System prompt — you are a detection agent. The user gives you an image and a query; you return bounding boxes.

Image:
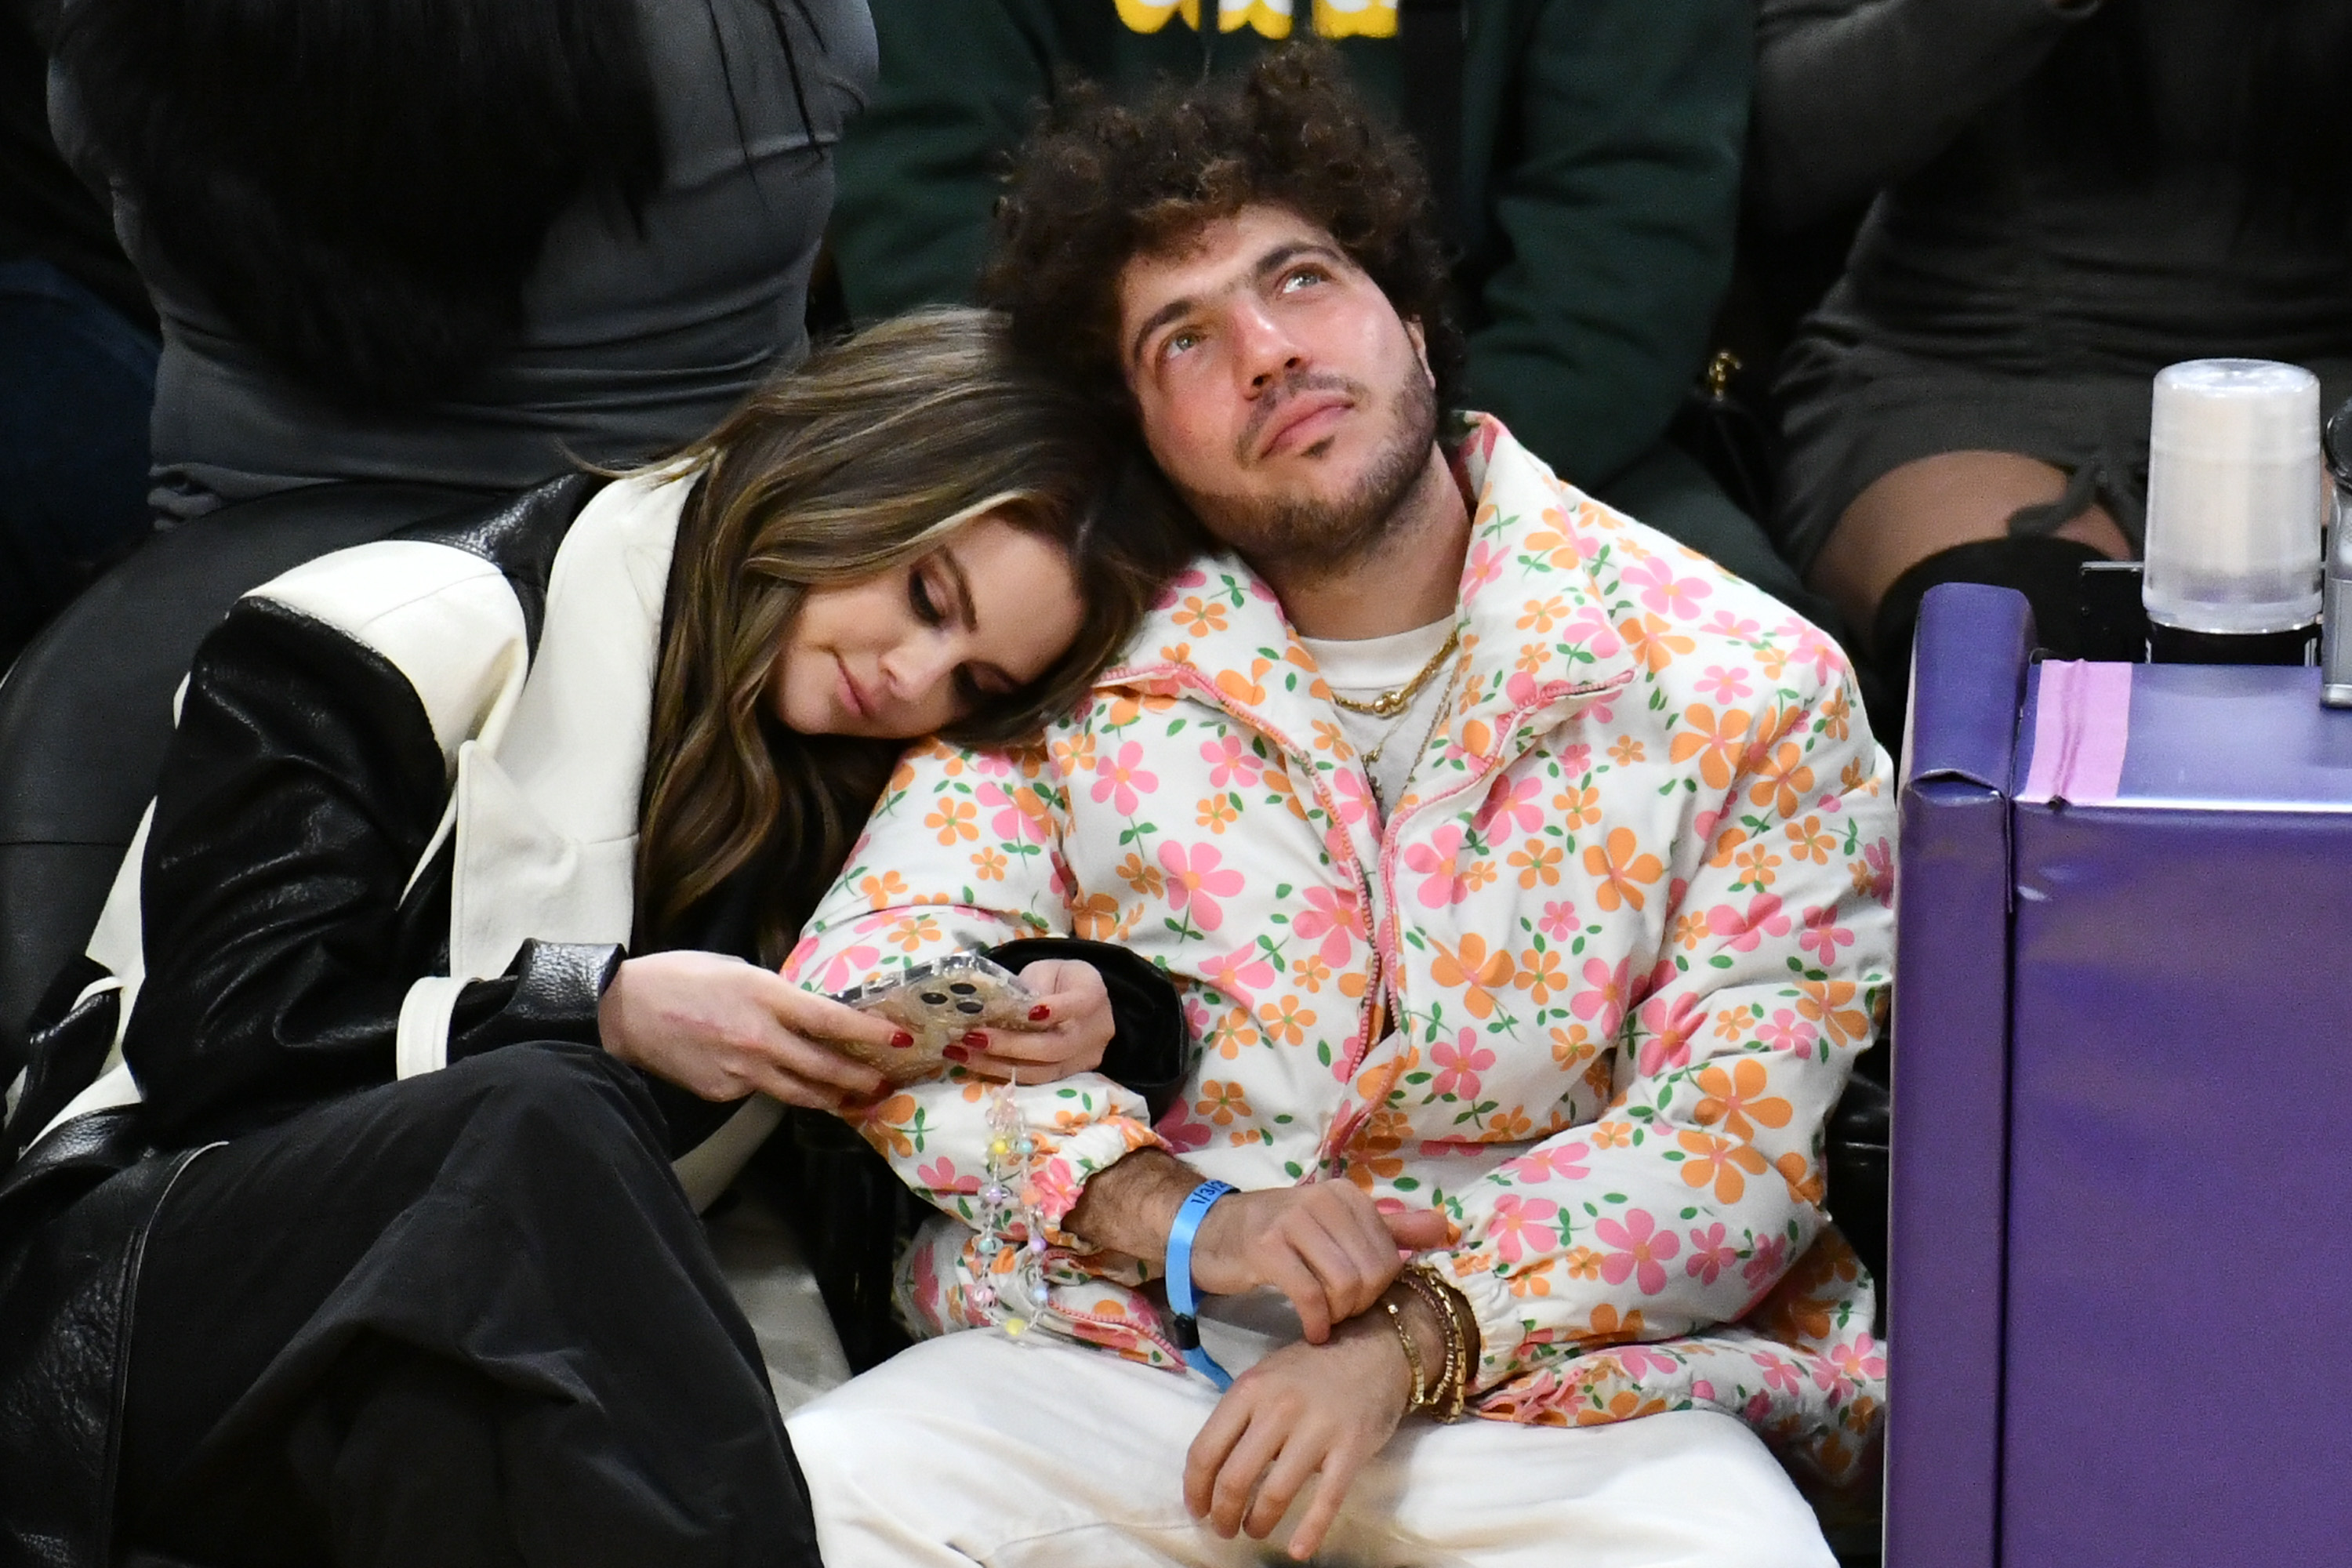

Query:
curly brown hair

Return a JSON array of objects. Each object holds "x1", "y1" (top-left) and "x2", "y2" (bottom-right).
[{"x1": 982, "y1": 44, "x2": 1464, "y2": 419}]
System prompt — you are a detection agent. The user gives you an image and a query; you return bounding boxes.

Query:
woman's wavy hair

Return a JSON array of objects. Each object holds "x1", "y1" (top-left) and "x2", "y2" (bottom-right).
[
  {"x1": 633, "y1": 307, "x2": 1196, "y2": 962},
  {"x1": 982, "y1": 43, "x2": 1465, "y2": 420}
]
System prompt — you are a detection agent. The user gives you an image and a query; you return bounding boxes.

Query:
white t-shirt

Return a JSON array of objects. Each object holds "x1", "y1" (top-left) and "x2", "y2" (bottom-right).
[{"x1": 1297, "y1": 616, "x2": 1457, "y2": 819}]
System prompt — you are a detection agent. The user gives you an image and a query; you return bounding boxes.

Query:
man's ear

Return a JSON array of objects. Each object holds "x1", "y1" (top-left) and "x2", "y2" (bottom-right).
[{"x1": 1405, "y1": 318, "x2": 1435, "y2": 389}]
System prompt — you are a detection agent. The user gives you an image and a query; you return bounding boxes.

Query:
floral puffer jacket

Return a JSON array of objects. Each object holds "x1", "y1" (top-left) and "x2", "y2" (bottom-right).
[{"x1": 789, "y1": 416, "x2": 1894, "y2": 1479}]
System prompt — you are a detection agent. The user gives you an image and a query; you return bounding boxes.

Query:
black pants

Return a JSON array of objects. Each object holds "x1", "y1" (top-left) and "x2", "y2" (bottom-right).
[{"x1": 114, "y1": 1043, "x2": 822, "y2": 1568}]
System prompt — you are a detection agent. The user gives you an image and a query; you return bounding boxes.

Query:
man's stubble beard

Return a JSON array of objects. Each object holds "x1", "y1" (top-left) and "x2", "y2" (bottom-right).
[{"x1": 1181, "y1": 363, "x2": 1440, "y2": 587}]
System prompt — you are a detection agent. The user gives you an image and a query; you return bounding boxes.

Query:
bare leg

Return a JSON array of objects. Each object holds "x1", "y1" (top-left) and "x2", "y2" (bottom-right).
[{"x1": 1810, "y1": 451, "x2": 2131, "y2": 655}]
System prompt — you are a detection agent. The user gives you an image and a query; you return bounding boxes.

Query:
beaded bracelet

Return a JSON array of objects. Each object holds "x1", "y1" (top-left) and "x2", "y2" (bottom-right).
[{"x1": 1397, "y1": 1263, "x2": 1477, "y2": 1422}]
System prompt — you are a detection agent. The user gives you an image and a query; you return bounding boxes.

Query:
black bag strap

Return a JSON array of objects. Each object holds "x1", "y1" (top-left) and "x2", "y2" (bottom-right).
[{"x1": 1396, "y1": 0, "x2": 1468, "y2": 252}]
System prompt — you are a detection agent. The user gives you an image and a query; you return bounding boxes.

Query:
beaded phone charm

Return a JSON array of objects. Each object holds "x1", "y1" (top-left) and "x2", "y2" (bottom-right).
[{"x1": 966, "y1": 1083, "x2": 1048, "y2": 1335}]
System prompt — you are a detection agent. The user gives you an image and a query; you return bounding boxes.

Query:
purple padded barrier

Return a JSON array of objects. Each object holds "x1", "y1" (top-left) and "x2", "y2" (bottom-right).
[
  {"x1": 1888, "y1": 583, "x2": 2038, "y2": 1568},
  {"x1": 2000, "y1": 664, "x2": 2352, "y2": 1568}
]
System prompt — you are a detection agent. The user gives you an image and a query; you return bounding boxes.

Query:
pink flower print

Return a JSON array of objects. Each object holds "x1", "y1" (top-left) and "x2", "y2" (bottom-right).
[
  {"x1": 1291, "y1": 884, "x2": 1364, "y2": 967},
  {"x1": 1695, "y1": 664, "x2": 1754, "y2": 705},
  {"x1": 1825, "y1": 1334, "x2": 1887, "y2": 1399},
  {"x1": 1621, "y1": 557, "x2": 1713, "y2": 619},
  {"x1": 1032, "y1": 1157, "x2": 1081, "y2": 1218},
  {"x1": 1537, "y1": 900, "x2": 1578, "y2": 941},
  {"x1": 1756, "y1": 1007, "x2": 1818, "y2": 1054},
  {"x1": 1791, "y1": 626, "x2": 1842, "y2": 684},
  {"x1": 917, "y1": 1156, "x2": 982, "y2": 1196},
  {"x1": 1684, "y1": 1222, "x2": 1738, "y2": 1286},
  {"x1": 1570, "y1": 955, "x2": 1632, "y2": 1037},
  {"x1": 1798, "y1": 906, "x2": 1855, "y2": 963},
  {"x1": 1706, "y1": 893, "x2": 1791, "y2": 953},
  {"x1": 908, "y1": 1240, "x2": 942, "y2": 1323},
  {"x1": 1691, "y1": 1378, "x2": 1717, "y2": 1403},
  {"x1": 1742, "y1": 1232, "x2": 1791, "y2": 1292},
  {"x1": 1091, "y1": 742, "x2": 1157, "y2": 815},
  {"x1": 811, "y1": 942, "x2": 882, "y2": 992},
  {"x1": 1404, "y1": 826, "x2": 1470, "y2": 909},
  {"x1": 1487, "y1": 1192, "x2": 1561, "y2": 1265},
  {"x1": 1505, "y1": 1139, "x2": 1592, "y2": 1183},
  {"x1": 1702, "y1": 610, "x2": 1763, "y2": 641},
  {"x1": 979, "y1": 782, "x2": 1051, "y2": 847},
  {"x1": 1200, "y1": 733, "x2": 1263, "y2": 789},
  {"x1": 1157, "y1": 840, "x2": 1243, "y2": 931},
  {"x1": 1751, "y1": 1348, "x2": 1802, "y2": 1396},
  {"x1": 1595, "y1": 1210, "x2": 1680, "y2": 1295},
  {"x1": 1329, "y1": 765, "x2": 1373, "y2": 826},
  {"x1": 1197, "y1": 944, "x2": 1278, "y2": 1008},
  {"x1": 1617, "y1": 1344, "x2": 1680, "y2": 1379},
  {"x1": 1634, "y1": 990, "x2": 1705, "y2": 1076},
  {"x1": 1560, "y1": 608, "x2": 1622, "y2": 661},
  {"x1": 1463, "y1": 538, "x2": 1508, "y2": 595},
  {"x1": 969, "y1": 751, "x2": 1015, "y2": 779},
  {"x1": 1430, "y1": 1028, "x2": 1497, "y2": 1100},
  {"x1": 1473, "y1": 772, "x2": 1546, "y2": 837},
  {"x1": 1558, "y1": 743, "x2": 1593, "y2": 776},
  {"x1": 1849, "y1": 838, "x2": 1894, "y2": 902},
  {"x1": 1153, "y1": 1095, "x2": 1213, "y2": 1153}
]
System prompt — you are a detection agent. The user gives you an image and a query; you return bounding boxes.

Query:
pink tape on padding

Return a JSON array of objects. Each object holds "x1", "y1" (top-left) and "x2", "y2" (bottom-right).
[{"x1": 2018, "y1": 661, "x2": 2133, "y2": 805}]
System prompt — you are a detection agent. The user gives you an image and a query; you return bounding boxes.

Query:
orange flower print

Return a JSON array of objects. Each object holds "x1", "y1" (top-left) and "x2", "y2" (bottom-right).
[
  {"x1": 1115, "y1": 851, "x2": 1166, "y2": 898},
  {"x1": 1171, "y1": 594, "x2": 1230, "y2": 637},
  {"x1": 1821, "y1": 687, "x2": 1852, "y2": 741},
  {"x1": 1196, "y1": 1080, "x2": 1252, "y2": 1126},
  {"x1": 926, "y1": 797, "x2": 979, "y2": 845},
  {"x1": 1591, "y1": 1120, "x2": 1635, "y2": 1150},
  {"x1": 1673, "y1": 910, "x2": 1711, "y2": 950},
  {"x1": 1617, "y1": 612, "x2": 1695, "y2": 674},
  {"x1": 1069, "y1": 891, "x2": 1129, "y2": 941},
  {"x1": 1519, "y1": 594, "x2": 1570, "y2": 633},
  {"x1": 1575, "y1": 1390, "x2": 1671, "y2": 1427},
  {"x1": 1584, "y1": 827, "x2": 1664, "y2": 912},
  {"x1": 860, "y1": 1094, "x2": 920, "y2": 1159},
  {"x1": 1794, "y1": 979, "x2": 1871, "y2": 1047},
  {"x1": 1553, "y1": 782, "x2": 1602, "y2": 831},
  {"x1": 1784, "y1": 815, "x2": 1836, "y2": 865},
  {"x1": 1256, "y1": 995, "x2": 1316, "y2": 1047},
  {"x1": 1460, "y1": 858, "x2": 1500, "y2": 895},
  {"x1": 1733, "y1": 843, "x2": 1782, "y2": 890},
  {"x1": 1564, "y1": 1245, "x2": 1606, "y2": 1280},
  {"x1": 858, "y1": 869, "x2": 909, "y2": 909},
  {"x1": 1608, "y1": 736, "x2": 1646, "y2": 766},
  {"x1": 1693, "y1": 1058, "x2": 1795, "y2": 1142},
  {"x1": 1207, "y1": 1007, "x2": 1260, "y2": 1059},
  {"x1": 1051, "y1": 730, "x2": 1098, "y2": 776},
  {"x1": 1748, "y1": 742, "x2": 1817, "y2": 819},
  {"x1": 1675, "y1": 1130, "x2": 1770, "y2": 1203},
  {"x1": 1428, "y1": 933, "x2": 1515, "y2": 1018},
  {"x1": 886, "y1": 913, "x2": 941, "y2": 953},
  {"x1": 1580, "y1": 1302, "x2": 1646, "y2": 1348},
  {"x1": 1776, "y1": 1150, "x2": 1828, "y2": 1206},
  {"x1": 1509, "y1": 837, "x2": 1565, "y2": 888},
  {"x1": 1515, "y1": 947, "x2": 1571, "y2": 1005},
  {"x1": 1310, "y1": 719, "x2": 1352, "y2": 757},
  {"x1": 971, "y1": 847, "x2": 1010, "y2": 882},
  {"x1": 1196, "y1": 793, "x2": 1240, "y2": 833},
  {"x1": 1549, "y1": 1023, "x2": 1598, "y2": 1068},
  {"x1": 1291, "y1": 954, "x2": 1332, "y2": 993},
  {"x1": 1668, "y1": 703, "x2": 1753, "y2": 791}
]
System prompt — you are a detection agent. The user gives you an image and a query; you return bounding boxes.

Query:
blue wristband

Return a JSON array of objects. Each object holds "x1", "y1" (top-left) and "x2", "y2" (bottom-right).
[{"x1": 1164, "y1": 1179, "x2": 1236, "y2": 1388}]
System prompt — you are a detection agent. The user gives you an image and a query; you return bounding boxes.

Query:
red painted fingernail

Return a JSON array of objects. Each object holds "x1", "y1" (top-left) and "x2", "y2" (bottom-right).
[
  {"x1": 891, "y1": 1030, "x2": 914, "y2": 1049},
  {"x1": 942, "y1": 1043, "x2": 969, "y2": 1063},
  {"x1": 962, "y1": 1030, "x2": 989, "y2": 1047},
  {"x1": 1029, "y1": 1004, "x2": 1051, "y2": 1022}
]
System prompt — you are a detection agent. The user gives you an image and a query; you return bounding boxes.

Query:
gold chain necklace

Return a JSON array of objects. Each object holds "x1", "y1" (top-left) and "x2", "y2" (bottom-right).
[{"x1": 1327, "y1": 626, "x2": 1461, "y2": 719}]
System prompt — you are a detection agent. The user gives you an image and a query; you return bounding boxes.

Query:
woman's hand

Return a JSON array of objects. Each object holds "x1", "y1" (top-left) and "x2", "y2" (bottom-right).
[
  {"x1": 597, "y1": 950, "x2": 894, "y2": 1110},
  {"x1": 1183, "y1": 1308, "x2": 1418, "y2": 1560},
  {"x1": 947, "y1": 957, "x2": 1116, "y2": 1084}
]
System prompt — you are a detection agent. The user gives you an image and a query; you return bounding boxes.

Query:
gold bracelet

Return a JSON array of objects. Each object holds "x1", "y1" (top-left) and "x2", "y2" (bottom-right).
[
  {"x1": 1396, "y1": 1266, "x2": 1461, "y2": 1420},
  {"x1": 1401, "y1": 1264, "x2": 1477, "y2": 1422},
  {"x1": 1381, "y1": 1298, "x2": 1427, "y2": 1414}
]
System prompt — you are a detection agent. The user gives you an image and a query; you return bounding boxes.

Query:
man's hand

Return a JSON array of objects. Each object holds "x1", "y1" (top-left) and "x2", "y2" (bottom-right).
[
  {"x1": 1183, "y1": 1281, "x2": 1450, "y2": 1560},
  {"x1": 598, "y1": 951, "x2": 892, "y2": 1109},
  {"x1": 946, "y1": 958, "x2": 1115, "y2": 1084},
  {"x1": 1064, "y1": 1149, "x2": 1451, "y2": 1343}
]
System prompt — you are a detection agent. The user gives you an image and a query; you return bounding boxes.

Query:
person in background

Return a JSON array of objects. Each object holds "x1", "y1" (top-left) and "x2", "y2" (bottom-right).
[
  {"x1": 786, "y1": 53, "x2": 1890, "y2": 1566},
  {"x1": 1754, "y1": 0, "x2": 2352, "y2": 713},
  {"x1": 828, "y1": 0, "x2": 1843, "y2": 633},
  {"x1": 0, "y1": 310, "x2": 1198, "y2": 1568},
  {"x1": 45, "y1": 0, "x2": 873, "y2": 522},
  {"x1": 0, "y1": 0, "x2": 153, "y2": 666}
]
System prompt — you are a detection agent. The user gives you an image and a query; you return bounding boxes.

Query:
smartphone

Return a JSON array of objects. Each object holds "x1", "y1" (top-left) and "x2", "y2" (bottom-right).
[{"x1": 832, "y1": 951, "x2": 1036, "y2": 1084}]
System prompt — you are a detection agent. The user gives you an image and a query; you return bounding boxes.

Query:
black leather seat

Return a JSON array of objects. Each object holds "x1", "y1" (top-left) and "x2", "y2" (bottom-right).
[{"x1": 0, "y1": 483, "x2": 492, "y2": 1079}]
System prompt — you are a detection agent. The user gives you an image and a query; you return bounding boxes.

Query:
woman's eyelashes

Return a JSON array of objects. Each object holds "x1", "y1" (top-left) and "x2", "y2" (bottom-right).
[{"x1": 908, "y1": 564, "x2": 946, "y2": 626}]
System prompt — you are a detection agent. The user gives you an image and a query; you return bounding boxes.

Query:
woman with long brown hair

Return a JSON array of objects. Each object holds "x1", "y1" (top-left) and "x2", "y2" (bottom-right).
[{"x1": 0, "y1": 307, "x2": 1198, "y2": 1567}]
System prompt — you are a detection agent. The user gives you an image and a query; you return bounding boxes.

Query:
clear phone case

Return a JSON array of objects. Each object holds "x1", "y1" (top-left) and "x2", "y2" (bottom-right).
[{"x1": 833, "y1": 951, "x2": 1036, "y2": 1084}]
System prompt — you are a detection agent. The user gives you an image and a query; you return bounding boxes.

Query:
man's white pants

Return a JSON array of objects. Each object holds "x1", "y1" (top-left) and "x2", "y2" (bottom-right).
[{"x1": 785, "y1": 1330, "x2": 1837, "y2": 1568}]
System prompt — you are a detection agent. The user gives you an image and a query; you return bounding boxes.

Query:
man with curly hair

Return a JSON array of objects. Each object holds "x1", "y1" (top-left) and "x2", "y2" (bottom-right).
[
  {"x1": 784, "y1": 51, "x2": 1891, "y2": 1566},
  {"x1": 826, "y1": 0, "x2": 1838, "y2": 634}
]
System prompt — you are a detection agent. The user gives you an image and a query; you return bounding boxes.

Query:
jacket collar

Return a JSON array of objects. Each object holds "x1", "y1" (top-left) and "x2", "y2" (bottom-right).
[{"x1": 1101, "y1": 415, "x2": 1636, "y2": 866}]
